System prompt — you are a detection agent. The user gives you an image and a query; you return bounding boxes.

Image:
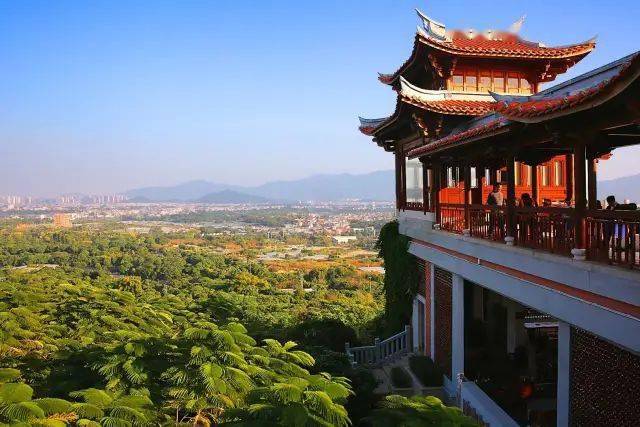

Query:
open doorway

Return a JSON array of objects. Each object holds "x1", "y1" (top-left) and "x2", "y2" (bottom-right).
[{"x1": 464, "y1": 281, "x2": 558, "y2": 426}]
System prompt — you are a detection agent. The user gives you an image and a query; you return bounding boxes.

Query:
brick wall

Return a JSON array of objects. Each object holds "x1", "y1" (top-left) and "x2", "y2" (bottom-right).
[
  {"x1": 424, "y1": 262, "x2": 432, "y2": 358},
  {"x1": 434, "y1": 266, "x2": 452, "y2": 379},
  {"x1": 569, "y1": 328, "x2": 640, "y2": 426}
]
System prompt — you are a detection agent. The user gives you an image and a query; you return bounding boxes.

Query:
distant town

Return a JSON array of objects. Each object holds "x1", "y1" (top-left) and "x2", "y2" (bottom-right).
[{"x1": 0, "y1": 193, "x2": 395, "y2": 244}]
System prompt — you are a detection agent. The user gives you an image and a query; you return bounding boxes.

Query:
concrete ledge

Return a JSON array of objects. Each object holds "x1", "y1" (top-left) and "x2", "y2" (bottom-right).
[{"x1": 409, "y1": 241, "x2": 640, "y2": 352}]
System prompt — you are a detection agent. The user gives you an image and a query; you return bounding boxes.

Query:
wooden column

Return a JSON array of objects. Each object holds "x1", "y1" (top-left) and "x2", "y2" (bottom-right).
[
  {"x1": 400, "y1": 149, "x2": 407, "y2": 211},
  {"x1": 531, "y1": 164, "x2": 539, "y2": 206},
  {"x1": 505, "y1": 156, "x2": 517, "y2": 243},
  {"x1": 394, "y1": 147, "x2": 402, "y2": 210},
  {"x1": 587, "y1": 156, "x2": 598, "y2": 210},
  {"x1": 432, "y1": 161, "x2": 442, "y2": 225},
  {"x1": 565, "y1": 154, "x2": 574, "y2": 202},
  {"x1": 573, "y1": 143, "x2": 587, "y2": 254},
  {"x1": 420, "y1": 158, "x2": 429, "y2": 213},
  {"x1": 463, "y1": 164, "x2": 471, "y2": 232}
]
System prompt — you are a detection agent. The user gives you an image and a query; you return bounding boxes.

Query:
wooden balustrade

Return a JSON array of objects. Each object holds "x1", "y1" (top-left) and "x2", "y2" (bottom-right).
[
  {"x1": 345, "y1": 325, "x2": 411, "y2": 366},
  {"x1": 434, "y1": 204, "x2": 640, "y2": 270},
  {"x1": 514, "y1": 207, "x2": 574, "y2": 255},
  {"x1": 586, "y1": 210, "x2": 640, "y2": 269},
  {"x1": 469, "y1": 204, "x2": 506, "y2": 241},
  {"x1": 440, "y1": 203, "x2": 466, "y2": 233}
]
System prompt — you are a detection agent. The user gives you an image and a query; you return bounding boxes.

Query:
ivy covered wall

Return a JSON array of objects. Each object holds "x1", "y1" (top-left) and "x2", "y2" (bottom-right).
[{"x1": 376, "y1": 220, "x2": 420, "y2": 334}]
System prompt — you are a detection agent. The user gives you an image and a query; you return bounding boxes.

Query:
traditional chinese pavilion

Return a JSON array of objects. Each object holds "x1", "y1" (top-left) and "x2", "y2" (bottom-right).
[{"x1": 353, "y1": 9, "x2": 640, "y2": 426}]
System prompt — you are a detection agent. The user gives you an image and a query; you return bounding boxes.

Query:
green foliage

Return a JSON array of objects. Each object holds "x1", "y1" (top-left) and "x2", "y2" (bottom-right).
[
  {"x1": 389, "y1": 367, "x2": 413, "y2": 389},
  {"x1": 408, "y1": 356, "x2": 443, "y2": 387},
  {"x1": 376, "y1": 221, "x2": 419, "y2": 333},
  {"x1": 0, "y1": 224, "x2": 386, "y2": 425},
  {"x1": 359, "y1": 395, "x2": 480, "y2": 427}
]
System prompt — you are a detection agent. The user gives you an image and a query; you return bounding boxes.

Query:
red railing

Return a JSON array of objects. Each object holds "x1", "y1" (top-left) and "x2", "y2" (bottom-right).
[
  {"x1": 586, "y1": 210, "x2": 640, "y2": 269},
  {"x1": 440, "y1": 203, "x2": 465, "y2": 234},
  {"x1": 469, "y1": 204, "x2": 506, "y2": 241},
  {"x1": 436, "y1": 204, "x2": 640, "y2": 270},
  {"x1": 514, "y1": 207, "x2": 574, "y2": 255}
]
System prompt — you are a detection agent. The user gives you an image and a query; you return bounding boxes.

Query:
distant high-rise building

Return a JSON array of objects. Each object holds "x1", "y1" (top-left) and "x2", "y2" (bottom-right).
[{"x1": 52, "y1": 213, "x2": 72, "y2": 228}]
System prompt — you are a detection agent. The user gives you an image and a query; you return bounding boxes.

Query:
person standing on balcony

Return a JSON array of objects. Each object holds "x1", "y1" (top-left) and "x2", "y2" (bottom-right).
[
  {"x1": 520, "y1": 193, "x2": 535, "y2": 208},
  {"x1": 487, "y1": 183, "x2": 504, "y2": 238},
  {"x1": 487, "y1": 183, "x2": 504, "y2": 206}
]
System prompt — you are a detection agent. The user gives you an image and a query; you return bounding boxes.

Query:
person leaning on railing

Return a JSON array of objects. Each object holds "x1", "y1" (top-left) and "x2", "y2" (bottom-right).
[{"x1": 486, "y1": 183, "x2": 504, "y2": 238}]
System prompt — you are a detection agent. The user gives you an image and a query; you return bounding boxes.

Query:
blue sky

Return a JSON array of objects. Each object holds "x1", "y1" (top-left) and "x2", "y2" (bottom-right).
[{"x1": 1, "y1": 0, "x2": 639, "y2": 196}]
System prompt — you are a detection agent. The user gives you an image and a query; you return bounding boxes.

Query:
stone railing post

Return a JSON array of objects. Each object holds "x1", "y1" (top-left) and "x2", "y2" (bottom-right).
[
  {"x1": 345, "y1": 342, "x2": 354, "y2": 365},
  {"x1": 404, "y1": 324, "x2": 411, "y2": 353},
  {"x1": 374, "y1": 337, "x2": 381, "y2": 365}
]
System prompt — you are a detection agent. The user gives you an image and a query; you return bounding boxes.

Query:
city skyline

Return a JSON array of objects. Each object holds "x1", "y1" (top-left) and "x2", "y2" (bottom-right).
[{"x1": 2, "y1": 0, "x2": 639, "y2": 197}]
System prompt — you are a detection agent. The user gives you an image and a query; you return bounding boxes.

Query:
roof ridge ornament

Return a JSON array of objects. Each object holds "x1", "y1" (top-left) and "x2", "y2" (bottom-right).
[
  {"x1": 509, "y1": 15, "x2": 526, "y2": 34},
  {"x1": 415, "y1": 9, "x2": 448, "y2": 41}
]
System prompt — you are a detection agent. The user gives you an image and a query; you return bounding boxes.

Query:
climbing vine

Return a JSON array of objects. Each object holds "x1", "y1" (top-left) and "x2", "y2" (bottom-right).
[{"x1": 376, "y1": 220, "x2": 420, "y2": 334}]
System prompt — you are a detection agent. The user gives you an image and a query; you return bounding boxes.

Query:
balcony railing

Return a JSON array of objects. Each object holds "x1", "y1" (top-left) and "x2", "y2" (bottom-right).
[
  {"x1": 514, "y1": 207, "x2": 574, "y2": 255},
  {"x1": 440, "y1": 203, "x2": 465, "y2": 233},
  {"x1": 586, "y1": 210, "x2": 640, "y2": 269},
  {"x1": 469, "y1": 204, "x2": 506, "y2": 241},
  {"x1": 433, "y1": 203, "x2": 640, "y2": 270}
]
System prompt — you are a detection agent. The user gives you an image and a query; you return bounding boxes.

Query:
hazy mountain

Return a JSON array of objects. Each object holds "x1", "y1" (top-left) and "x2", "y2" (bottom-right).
[
  {"x1": 197, "y1": 190, "x2": 273, "y2": 204},
  {"x1": 598, "y1": 174, "x2": 640, "y2": 202},
  {"x1": 125, "y1": 180, "x2": 241, "y2": 202},
  {"x1": 244, "y1": 171, "x2": 394, "y2": 201},
  {"x1": 125, "y1": 170, "x2": 394, "y2": 202}
]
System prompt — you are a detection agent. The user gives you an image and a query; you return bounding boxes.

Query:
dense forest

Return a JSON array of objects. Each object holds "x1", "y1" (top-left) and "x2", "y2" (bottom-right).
[{"x1": 0, "y1": 222, "x2": 477, "y2": 426}]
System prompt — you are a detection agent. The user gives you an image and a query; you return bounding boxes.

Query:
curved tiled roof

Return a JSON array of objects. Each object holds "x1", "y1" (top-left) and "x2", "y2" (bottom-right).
[
  {"x1": 405, "y1": 51, "x2": 640, "y2": 156},
  {"x1": 417, "y1": 28, "x2": 596, "y2": 60},
  {"x1": 493, "y1": 52, "x2": 640, "y2": 121},
  {"x1": 399, "y1": 77, "x2": 496, "y2": 115},
  {"x1": 407, "y1": 116, "x2": 509, "y2": 158},
  {"x1": 379, "y1": 10, "x2": 595, "y2": 86},
  {"x1": 402, "y1": 98, "x2": 495, "y2": 115},
  {"x1": 358, "y1": 116, "x2": 390, "y2": 135}
]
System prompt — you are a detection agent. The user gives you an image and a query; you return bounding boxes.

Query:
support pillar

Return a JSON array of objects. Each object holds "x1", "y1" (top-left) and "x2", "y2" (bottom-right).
[
  {"x1": 505, "y1": 157, "x2": 517, "y2": 244},
  {"x1": 463, "y1": 164, "x2": 471, "y2": 235},
  {"x1": 394, "y1": 148, "x2": 402, "y2": 210},
  {"x1": 432, "y1": 161, "x2": 442, "y2": 228},
  {"x1": 531, "y1": 163, "x2": 539, "y2": 206},
  {"x1": 587, "y1": 156, "x2": 597, "y2": 210},
  {"x1": 400, "y1": 149, "x2": 407, "y2": 211},
  {"x1": 420, "y1": 157, "x2": 429, "y2": 213},
  {"x1": 451, "y1": 273, "x2": 465, "y2": 394},
  {"x1": 565, "y1": 154, "x2": 574, "y2": 203},
  {"x1": 573, "y1": 143, "x2": 587, "y2": 260},
  {"x1": 429, "y1": 263, "x2": 435, "y2": 358},
  {"x1": 557, "y1": 321, "x2": 571, "y2": 427}
]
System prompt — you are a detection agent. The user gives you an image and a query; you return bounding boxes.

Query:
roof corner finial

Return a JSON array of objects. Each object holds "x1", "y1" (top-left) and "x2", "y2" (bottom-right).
[
  {"x1": 415, "y1": 8, "x2": 447, "y2": 41},
  {"x1": 509, "y1": 15, "x2": 526, "y2": 34}
]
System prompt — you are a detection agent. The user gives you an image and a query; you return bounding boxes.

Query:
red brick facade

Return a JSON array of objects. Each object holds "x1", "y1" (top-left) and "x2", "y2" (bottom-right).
[
  {"x1": 570, "y1": 328, "x2": 640, "y2": 426},
  {"x1": 434, "y1": 266, "x2": 452, "y2": 379},
  {"x1": 424, "y1": 262, "x2": 432, "y2": 358}
]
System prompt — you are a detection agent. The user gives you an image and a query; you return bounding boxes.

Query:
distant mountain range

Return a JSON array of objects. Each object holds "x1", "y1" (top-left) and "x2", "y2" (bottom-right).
[
  {"x1": 124, "y1": 170, "x2": 639, "y2": 204},
  {"x1": 125, "y1": 170, "x2": 395, "y2": 203},
  {"x1": 598, "y1": 173, "x2": 640, "y2": 202}
]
